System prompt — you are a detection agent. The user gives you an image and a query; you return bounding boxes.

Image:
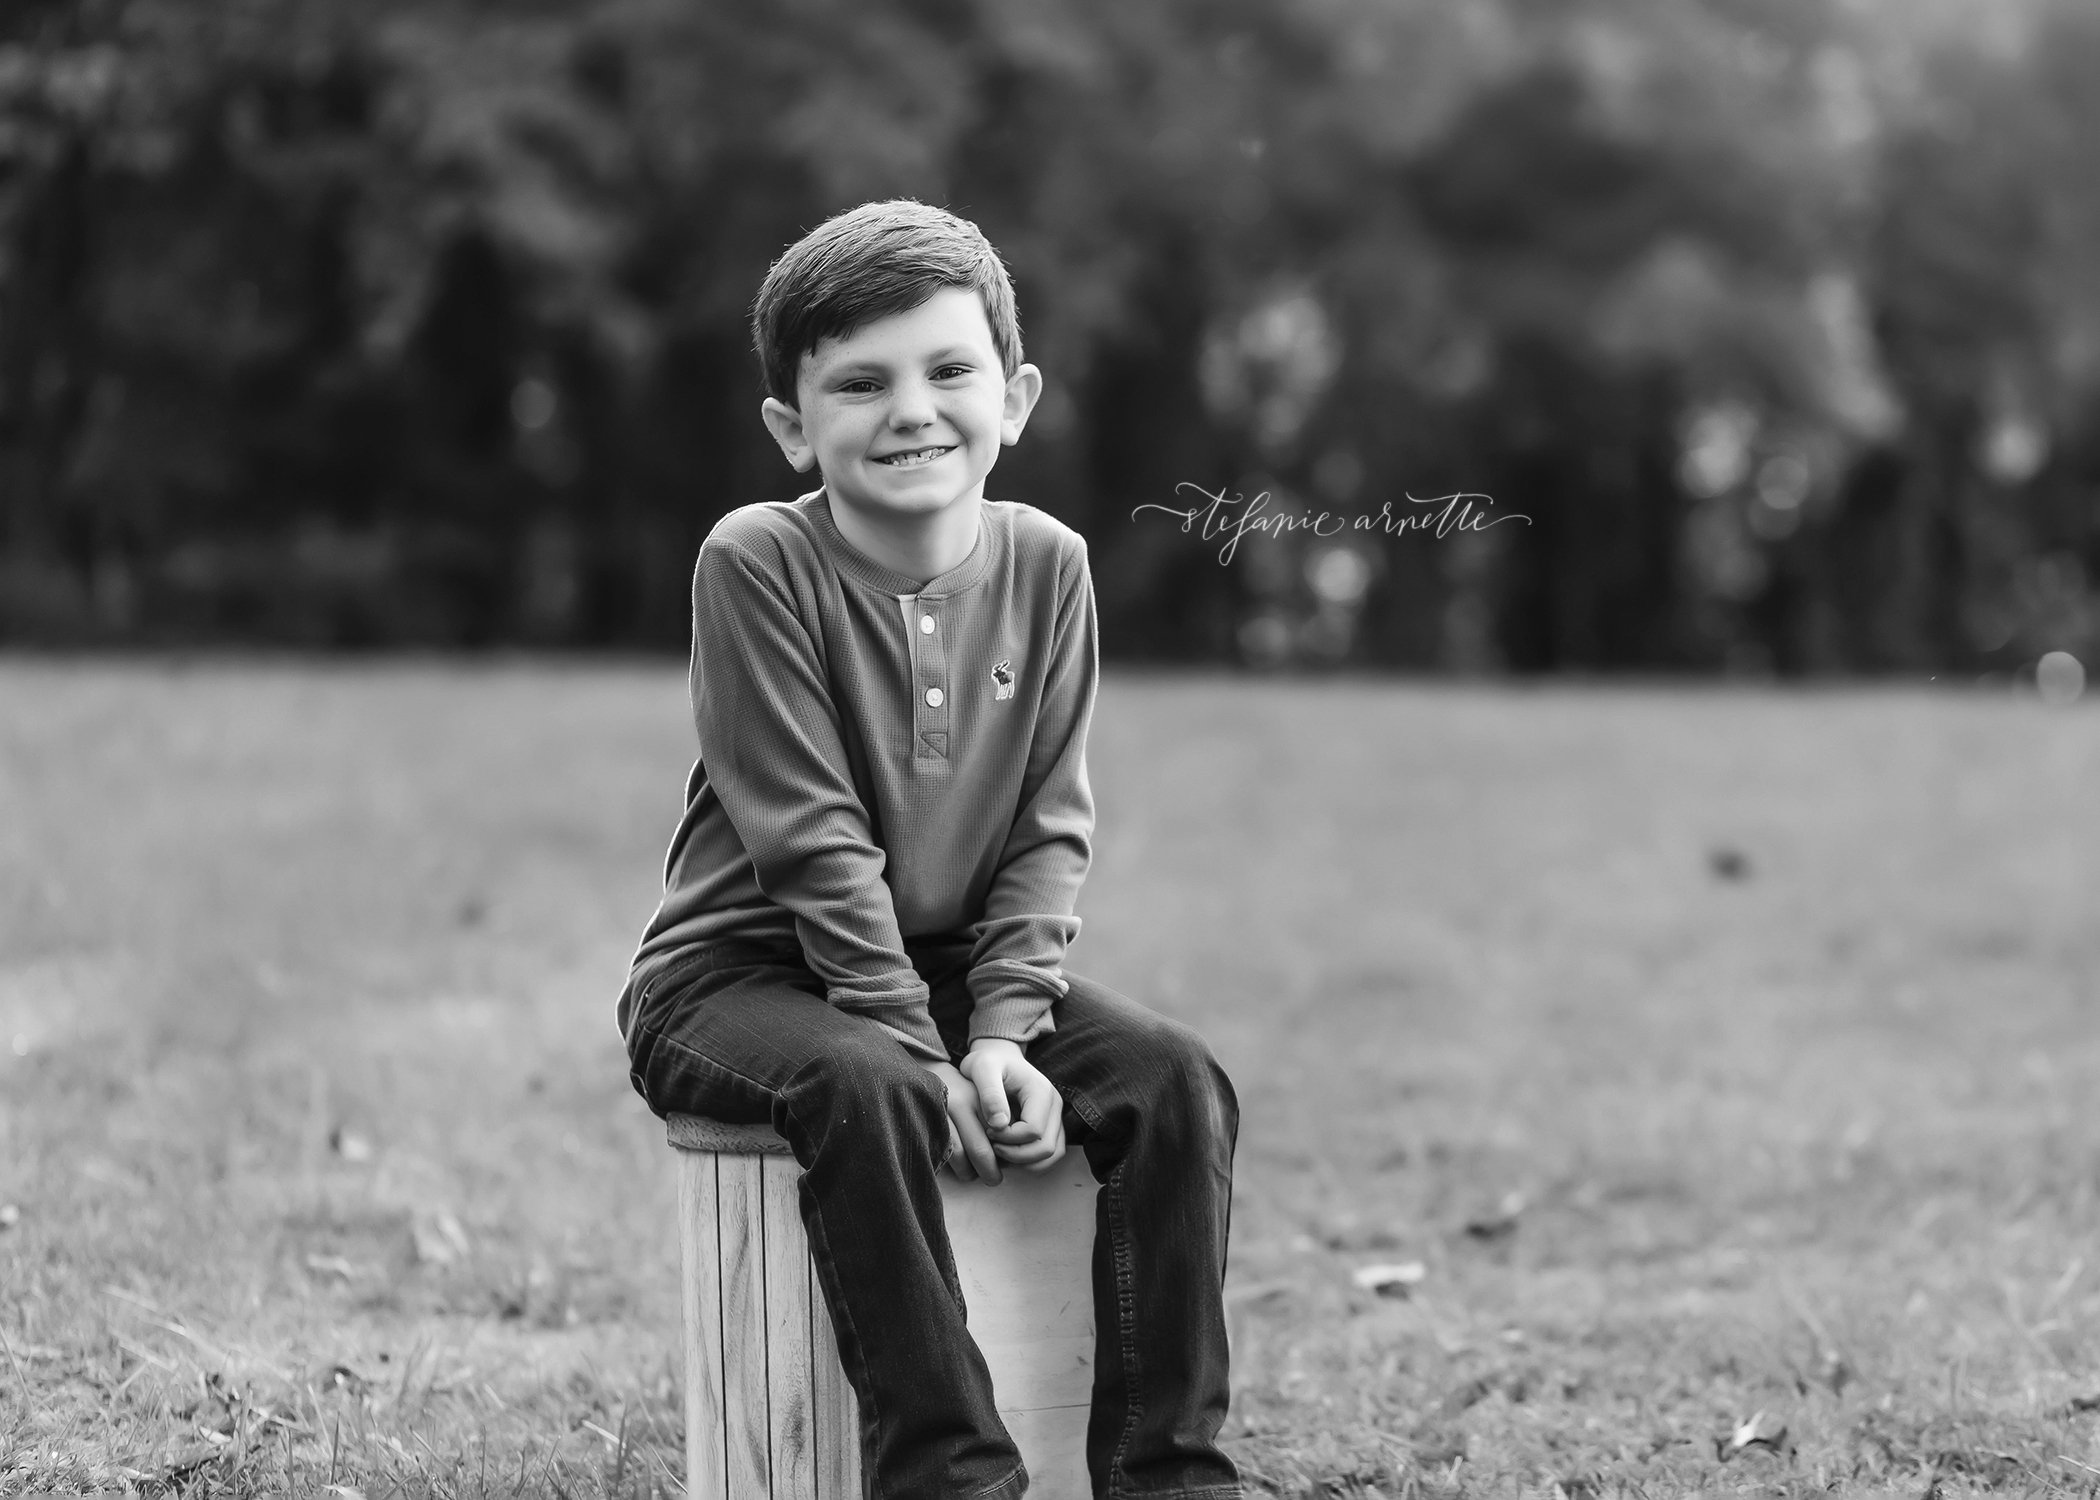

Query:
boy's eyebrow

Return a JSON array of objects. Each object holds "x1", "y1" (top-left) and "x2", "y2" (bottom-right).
[{"x1": 818, "y1": 346, "x2": 984, "y2": 379}]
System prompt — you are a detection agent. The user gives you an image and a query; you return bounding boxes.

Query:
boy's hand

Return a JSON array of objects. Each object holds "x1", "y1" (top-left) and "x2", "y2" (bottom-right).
[
  {"x1": 959, "y1": 1038, "x2": 1067, "y2": 1179},
  {"x1": 921, "y1": 1058, "x2": 1002, "y2": 1184},
  {"x1": 921, "y1": 1042, "x2": 1067, "y2": 1185}
]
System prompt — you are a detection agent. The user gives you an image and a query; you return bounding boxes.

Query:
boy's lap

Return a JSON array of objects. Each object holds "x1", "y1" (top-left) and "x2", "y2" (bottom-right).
[
  {"x1": 626, "y1": 941, "x2": 905, "y2": 1123},
  {"x1": 628, "y1": 937, "x2": 1220, "y2": 1136}
]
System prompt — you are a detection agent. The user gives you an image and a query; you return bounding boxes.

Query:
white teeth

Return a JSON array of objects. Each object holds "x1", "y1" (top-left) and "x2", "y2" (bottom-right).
[{"x1": 879, "y1": 446, "x2": 950, "y2": 468}]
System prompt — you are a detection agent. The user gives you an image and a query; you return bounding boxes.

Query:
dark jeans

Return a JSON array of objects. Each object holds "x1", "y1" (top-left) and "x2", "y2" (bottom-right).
[{"x1": 625, "y1": 934, "x2": 1243, "y2": 1500}]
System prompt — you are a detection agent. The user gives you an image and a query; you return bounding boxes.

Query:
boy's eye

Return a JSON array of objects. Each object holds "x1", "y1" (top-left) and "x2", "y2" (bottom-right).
[
  {"x1": 838, "y1": 379, "x2": 881, "y2": 394},
  {"x1": 931, "y1": 364, "x2": 971, "y2": 381}
]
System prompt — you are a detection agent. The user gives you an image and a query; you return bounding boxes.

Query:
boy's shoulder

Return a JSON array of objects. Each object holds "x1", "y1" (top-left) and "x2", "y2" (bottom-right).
[
  {"x1": 986, "y1": 498, "x2": 1089, "y2": 577},
  {"x1": 700, "y1": 497, "x2": 823, "y2": 565}
]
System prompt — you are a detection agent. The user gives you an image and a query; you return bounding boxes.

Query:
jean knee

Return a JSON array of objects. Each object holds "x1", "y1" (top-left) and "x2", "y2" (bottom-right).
[
  {"x1": 785, "y1": 1034, "x2": 948, "y2": 1158},
  {"x1": 1138, "y1": 1016, "x2": 1238, "y2": 1148}
]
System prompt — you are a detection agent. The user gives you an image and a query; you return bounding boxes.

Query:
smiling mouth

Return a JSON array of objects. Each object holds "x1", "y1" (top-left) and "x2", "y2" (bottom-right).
[{"x1": 874, "y1": 445, "x2": 954, "y2": 468}]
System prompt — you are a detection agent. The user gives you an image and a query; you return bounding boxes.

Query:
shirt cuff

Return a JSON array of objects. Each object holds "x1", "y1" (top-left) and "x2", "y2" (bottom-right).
[
  {"x1": 829, "y1": 985, "x2": 945, "y2": 1059},
  {"x1": 966, "y1": 960, "x2": 1067, "y2": 1046},
  {"x1": 872, "y1": 1016, "x2": 948, "y2": 1061}
]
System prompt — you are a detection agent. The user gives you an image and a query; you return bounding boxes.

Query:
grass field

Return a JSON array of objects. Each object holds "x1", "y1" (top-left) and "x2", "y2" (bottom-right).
[{"x1": 2, "y1": 660, "x2": 2097, "y2": 1498}]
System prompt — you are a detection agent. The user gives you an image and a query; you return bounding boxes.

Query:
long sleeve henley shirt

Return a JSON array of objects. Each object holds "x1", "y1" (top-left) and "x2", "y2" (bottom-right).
[{"x1": 619, "y1": 488, "x2": 1098, "y2": 1060}]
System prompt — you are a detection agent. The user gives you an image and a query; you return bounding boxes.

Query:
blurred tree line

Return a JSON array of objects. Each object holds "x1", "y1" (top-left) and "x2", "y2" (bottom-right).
[{"x1": 2, "y1": 0, "x2": 2096, "y2": 672}]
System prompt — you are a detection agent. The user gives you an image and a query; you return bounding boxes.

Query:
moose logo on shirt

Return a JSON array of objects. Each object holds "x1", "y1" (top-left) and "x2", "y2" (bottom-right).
[{"x1": 991, "y1": 659, "x2": 1015, "y2": 701}]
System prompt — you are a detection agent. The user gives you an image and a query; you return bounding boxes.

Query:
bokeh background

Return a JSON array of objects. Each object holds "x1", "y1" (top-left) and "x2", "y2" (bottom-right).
[
  {"x1": 4, "y1": 0, "x2": 2098, "y2": 678},
  {"x1": 7, "y1": 5, "x2": 2100, "y2": 1494}
]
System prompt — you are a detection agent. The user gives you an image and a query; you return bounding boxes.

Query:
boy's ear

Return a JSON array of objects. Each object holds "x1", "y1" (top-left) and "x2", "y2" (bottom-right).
[
  {"x1": 1000, "y1": 363, "x2": 1044, "y2": 447},
  {"x1": 760, "y1": 397, "x2": 818, "y2": 473}
]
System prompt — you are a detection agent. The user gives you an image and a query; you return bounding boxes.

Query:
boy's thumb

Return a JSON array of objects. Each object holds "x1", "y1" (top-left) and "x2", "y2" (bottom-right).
[{"x1": 975, "y1": 1073, "x2": 1009, "y2": 1127}]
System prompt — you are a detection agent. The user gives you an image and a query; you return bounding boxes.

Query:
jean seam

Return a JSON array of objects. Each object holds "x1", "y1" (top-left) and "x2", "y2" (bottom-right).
[
  {"x1": 1103, "y1": 1153, "x2": 1144, "y2": 1493},
  {"x1": 1059, "y1": 1085, "x2": 1143, "y2": 1493},
  {"x1": 965, "y1": 1460, "x2": 1028, "y2": 1498},
  {"x1": 623, "y1": 948, "x2": 732, "y2": 1046},
  {"x1": 1104, "y1": 1487, "x2": 1244, "y2": 1499}
]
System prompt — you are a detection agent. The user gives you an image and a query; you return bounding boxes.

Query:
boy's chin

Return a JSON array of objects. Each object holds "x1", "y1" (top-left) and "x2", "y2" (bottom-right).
[{"x1": 836, "y1": 478, "x2": 983, "y2": 516}]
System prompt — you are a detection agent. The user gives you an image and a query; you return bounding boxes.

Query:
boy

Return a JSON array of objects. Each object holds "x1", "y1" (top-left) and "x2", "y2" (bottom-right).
[{"x1": 619, "y1": 200, "x2": 1242, "y2": 1500}]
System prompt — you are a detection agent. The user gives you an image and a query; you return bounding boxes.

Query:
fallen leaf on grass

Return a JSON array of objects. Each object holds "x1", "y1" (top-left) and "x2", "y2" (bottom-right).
[
  {"x1": 304, "y1": 1253, "x2": 361, "y2": 1282},
  {"x1": 149, "y1": 1439, "x2": 226, "y2": 1481},
  {"x1": 1464, "y1": 1192, "x2": 1525, "y2": 1240},
  {"x1": 1708, "y1": 846, "x2": 1752, "y2": 880},
  {"x1": 330, "y1": 1127, "x2": 374, "y2": 1163},
  {"x1": 1410, "y1": 1435, "x2": 1465, "y2": 1468},
  {"x1": 0, "y1": 1202, "x2": 18, "y2": 1229},
  {"x1": 411, "y1": 1209, "x2": 471, "y2": 1265},
  {"x1": 1717, "y1": 1409, "x2": 1790, "y2": 1461},
  {"x1": 1351, "y1": 1262, "x2": 1427, "y2": 1297},
  {"x1": 1438, "y1": 1375, "x2": 1497, "y2": 1417},
  {"x1": 323, "y1": 1363, "x2": 371, "y2": 1397}
]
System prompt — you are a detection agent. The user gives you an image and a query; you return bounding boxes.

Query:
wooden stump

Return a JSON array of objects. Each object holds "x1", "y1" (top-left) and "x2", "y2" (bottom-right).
[{"x1": 670, "y1": 1115, "x2": 1096, "y2": 1500}]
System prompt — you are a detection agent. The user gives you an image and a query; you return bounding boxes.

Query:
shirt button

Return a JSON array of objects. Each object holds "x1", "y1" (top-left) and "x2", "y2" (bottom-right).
[
  {"x1": 925, "y1": 687, "x2": 944, "y2": 707},
  {"x1": 919, "y1": 615, "x2": 936, "y2": 634}
]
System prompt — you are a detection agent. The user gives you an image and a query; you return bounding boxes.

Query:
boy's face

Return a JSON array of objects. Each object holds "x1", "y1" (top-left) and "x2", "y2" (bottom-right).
[{"x1": 760, "y1": 287, "x2": 1041, "y2": 537}]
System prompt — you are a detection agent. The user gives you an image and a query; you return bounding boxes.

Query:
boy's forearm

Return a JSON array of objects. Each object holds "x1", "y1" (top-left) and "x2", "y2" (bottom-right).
[{"x1": 966, "y1": 535, "x2": 1097, "y2": 1045}]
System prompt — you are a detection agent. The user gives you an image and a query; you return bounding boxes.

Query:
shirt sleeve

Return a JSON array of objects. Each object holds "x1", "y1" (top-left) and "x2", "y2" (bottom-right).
[
  {"x1": 966, "y1": 533, "x2": 1099, "y2": 1045},
  {"x1": 691, "y1": 537, "x2": 945, "y2": 1059}
]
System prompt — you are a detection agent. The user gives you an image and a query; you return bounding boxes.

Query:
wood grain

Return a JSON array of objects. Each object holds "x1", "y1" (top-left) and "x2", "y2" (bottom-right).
[
  {"x1": 718, "y1": 1152, "x2": 772, "y2": 1497},
  {"x1": 677, "y1": 1150, "x2": 727, "y2": 1500},
  {"x1": 808, "y1": 1248, "x2": 863, "y2": 1500},
  {"x1": 940, "y1": 1151, "x2": 1097, "y2": 1499},
  {"x1": 669, "y1": 1115, "x2": 792, "y2": 1154},
  {"x1": 676, "y1": 1133, "x2": 1096, "y2": 1500},
  {"x1": 762, "y1": 1154, "x2": 817, "y2": 1500}
]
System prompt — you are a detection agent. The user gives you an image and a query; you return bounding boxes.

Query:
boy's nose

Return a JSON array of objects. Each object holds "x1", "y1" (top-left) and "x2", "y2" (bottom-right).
[{"x1": 888, "y1": 381, "x2": 937, "y2": 429}]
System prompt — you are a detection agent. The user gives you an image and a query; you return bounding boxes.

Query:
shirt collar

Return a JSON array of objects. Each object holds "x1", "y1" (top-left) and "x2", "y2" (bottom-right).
[{"x1": 800, "y1": 488, "x2": 999, "y2": 598}]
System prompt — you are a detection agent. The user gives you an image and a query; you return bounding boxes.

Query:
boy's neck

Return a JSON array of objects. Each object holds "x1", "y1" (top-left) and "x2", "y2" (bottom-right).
[{"x1": 823, "y1": 488, "x2": 985, "y2": 587}]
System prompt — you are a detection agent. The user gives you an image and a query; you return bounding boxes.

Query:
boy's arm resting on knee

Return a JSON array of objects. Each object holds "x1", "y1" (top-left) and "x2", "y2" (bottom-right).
[
  {"x1": 966, "y1": 533, "x2": 1098, "y2": 1051},
  {"x1": 691, "y1": 537, "x2": 943, "y2": 1059}
]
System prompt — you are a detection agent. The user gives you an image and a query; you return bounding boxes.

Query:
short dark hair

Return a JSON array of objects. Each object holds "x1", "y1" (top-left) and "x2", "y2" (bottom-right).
[{"x1": 751, "y1": 200, "x2": 1022, "y2": 406}]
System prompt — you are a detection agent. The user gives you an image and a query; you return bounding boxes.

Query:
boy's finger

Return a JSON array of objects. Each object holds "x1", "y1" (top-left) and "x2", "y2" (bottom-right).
[
  {"x1": 970, "y1": 1067, "x2": 1011, "y2": 1130},
  {"x1": 994, "y1": 1139, "x2": 1057, "y2": 1167},
  {"x1": 952, "y1": 1103, "x2": 1002, "y2": 1185},
  {"x1": 1016, "y1": 1075, "x2": 1061, "y2": 1139},
  {"x1": 992, "y1": 1126, "x2": 1064, "y2": 1167}
]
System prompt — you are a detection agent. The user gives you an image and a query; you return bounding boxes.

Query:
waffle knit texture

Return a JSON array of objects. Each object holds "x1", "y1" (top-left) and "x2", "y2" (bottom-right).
[{"x1": 620, "y1": 488, "x2": 1098, "y2": 1059}]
